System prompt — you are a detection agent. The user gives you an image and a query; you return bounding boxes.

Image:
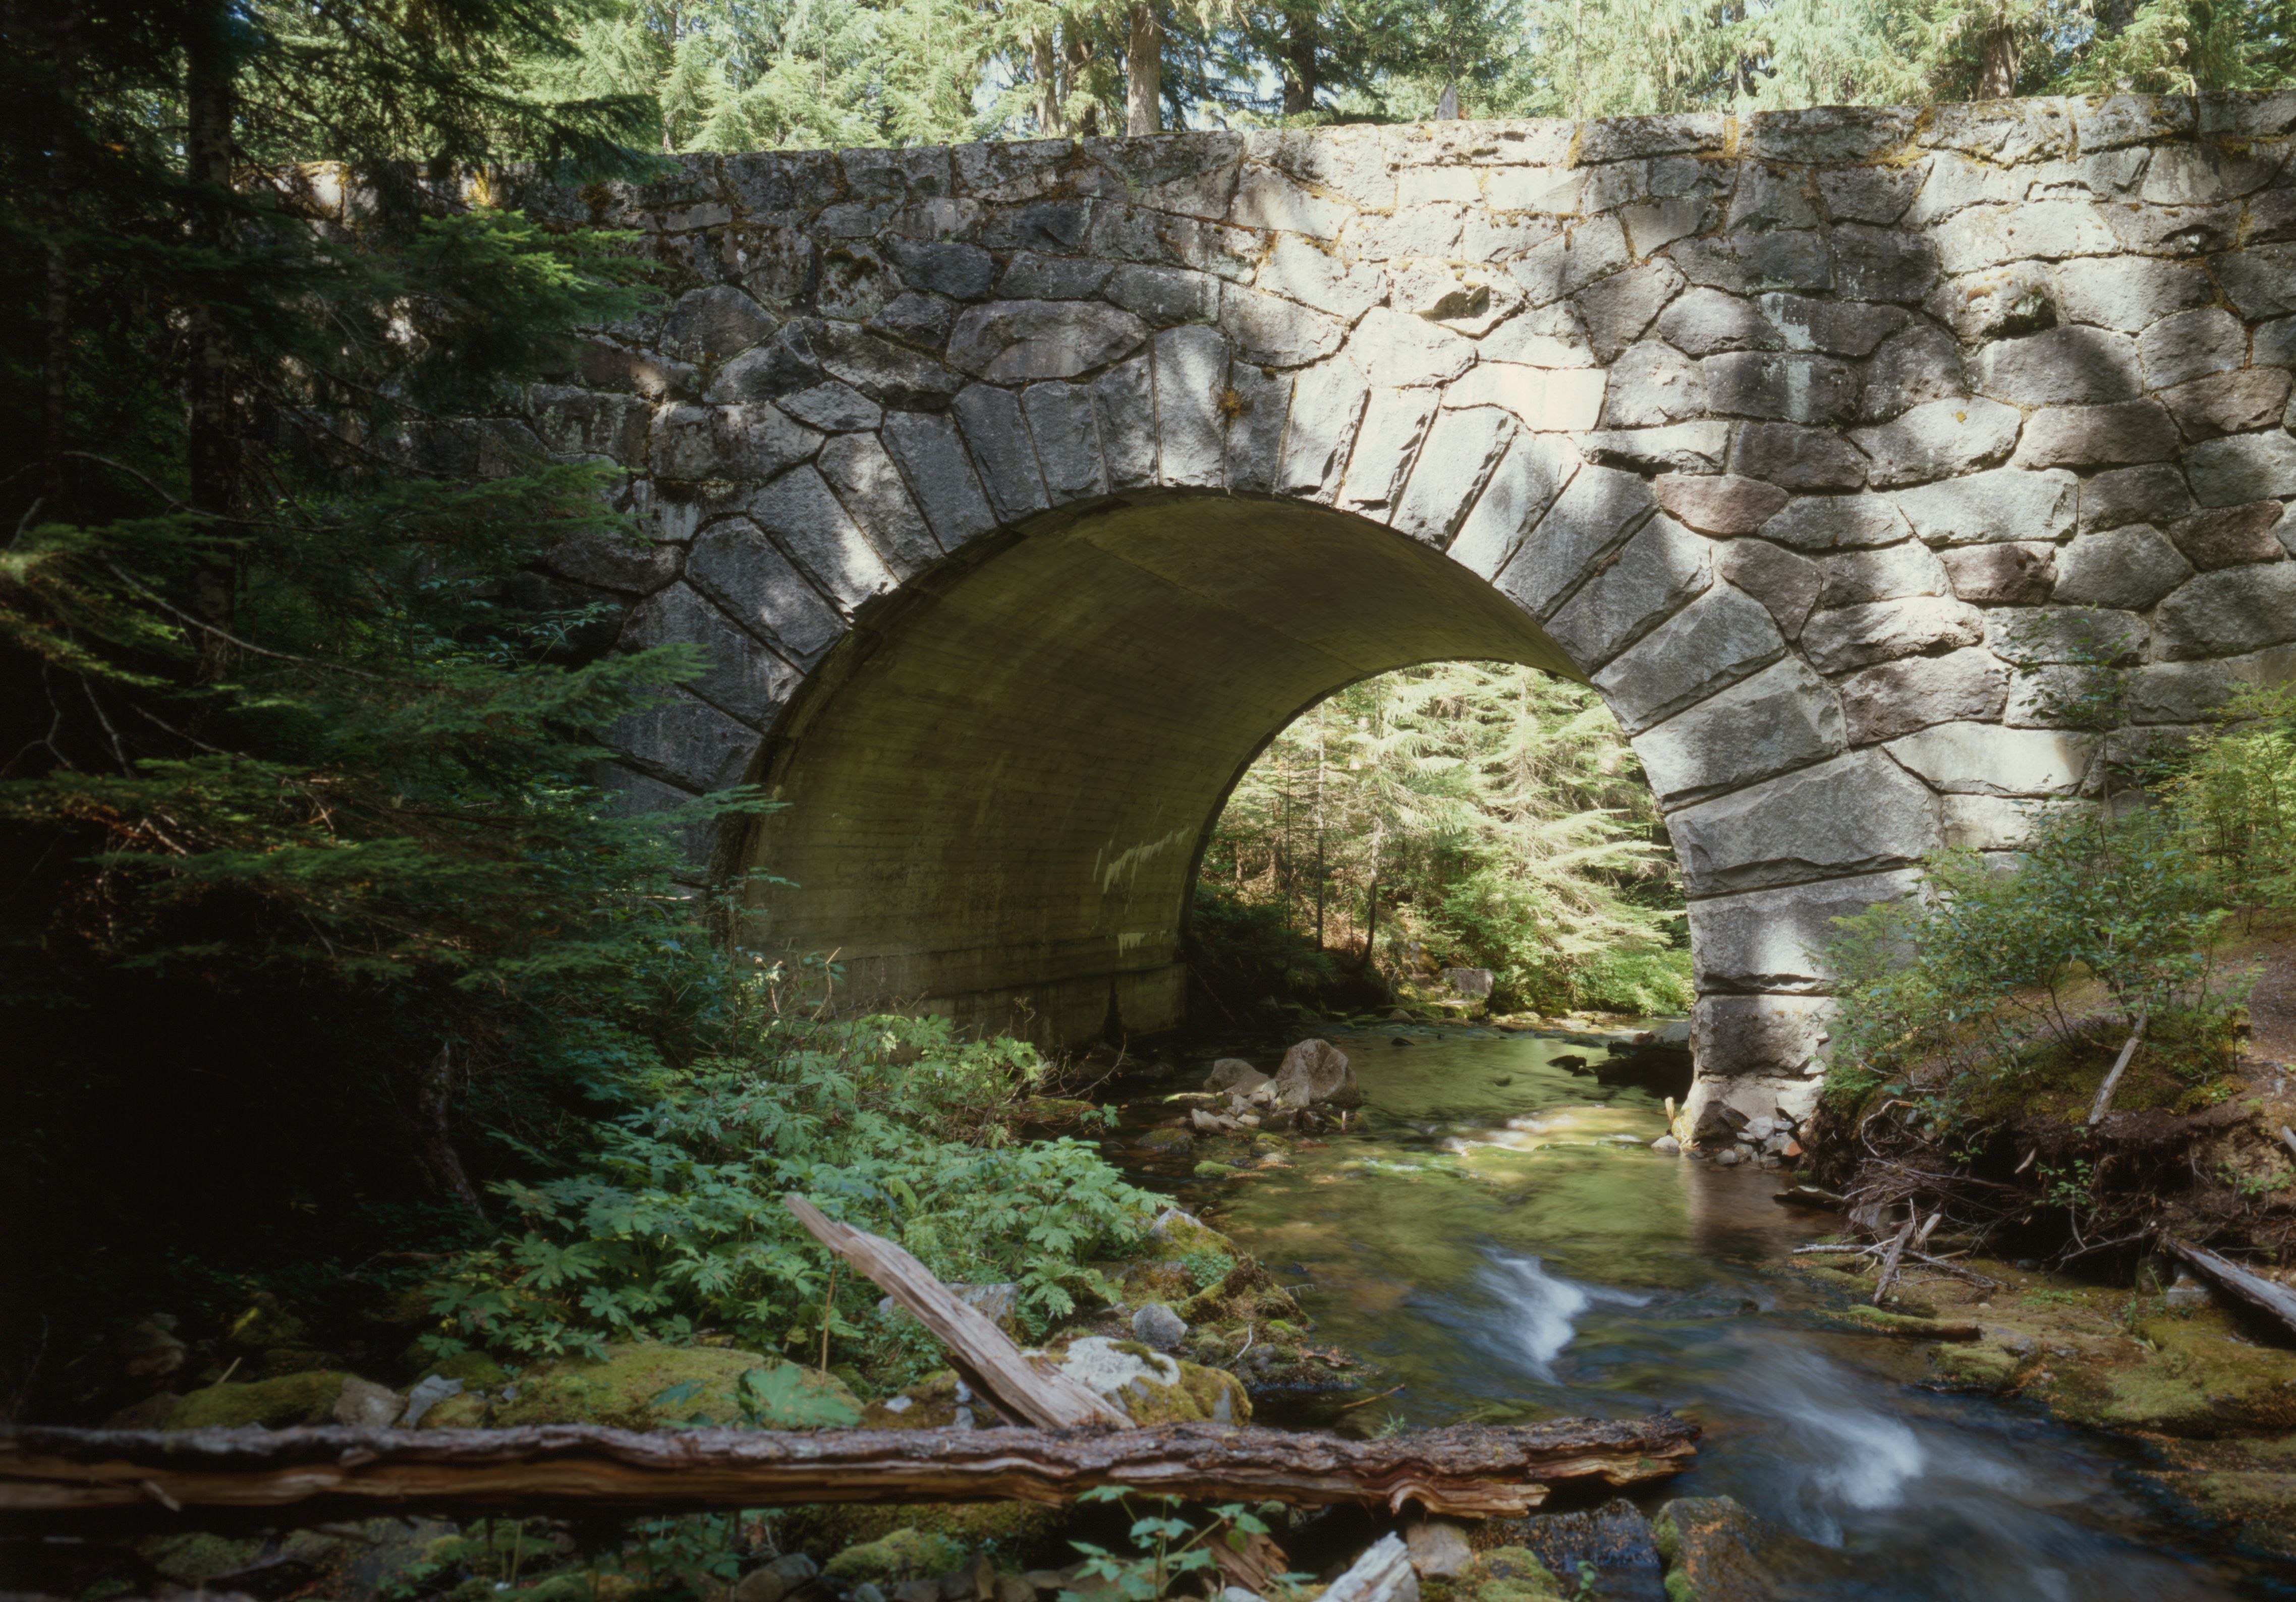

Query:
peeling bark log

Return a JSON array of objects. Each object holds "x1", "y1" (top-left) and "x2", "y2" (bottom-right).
[
  {"x1": 2163, "y1": 1238, "x2": 2296, "y2": 1340},
  {"x1": 1322, "y1": 1533, "x2": 1416, "y2": 1602},
  {"x1": 782, "y1": 1195, "x2": 1127, "y2": 1430},
  {"x1": 0, "y1": 1417, "x2": 1698, "y2": 1534}
]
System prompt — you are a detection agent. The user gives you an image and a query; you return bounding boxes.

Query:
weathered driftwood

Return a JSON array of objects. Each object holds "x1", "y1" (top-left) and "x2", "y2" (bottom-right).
[
  {"x1": 782, "y1": 1194, "x2": 1129, "y2": 1430},
  {"x1": 0, "y1": 1417, "x2": 1698, "y2": 1533},
  {"x1": 2164, "y1": 1238, "x2": 2296, "y2": 1339},
  {"x1": 2085, "y1": 1019, "x2": 2149, "y2": 1126},
  {"x1": 1320, "y1": 1533, "x2": 1417, "y2": 1602}
]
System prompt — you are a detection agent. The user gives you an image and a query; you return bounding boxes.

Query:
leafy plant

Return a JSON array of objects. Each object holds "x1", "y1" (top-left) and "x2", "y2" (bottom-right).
[{"x1": 1060, "y1": 1488, "x2": 1279, "y2": 1602}]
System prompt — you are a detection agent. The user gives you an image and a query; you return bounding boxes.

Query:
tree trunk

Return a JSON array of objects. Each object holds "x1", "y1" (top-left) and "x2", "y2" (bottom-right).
[
  {"x1": 1280, "y1": 6, "x2": 1318, "y2": 117},
  {"x1": 1125, "y1": 4, "x2": 1161, "y2": 136},
  {"x1": 412, "y1": 1044, "x2": 487, "y2": 1220},
  {"x1": 0, "y1": 1416, "x2": 1701, "y2": 1533},
  {"x1": 183, "y1": 0, "x2": 239, "y2": 678},
  {"x1": 1974, "y1": 26, "x2": 2020, "y2": 98},
  {"x1": 1033, "y1": 31, "x2": 1063, "y2": 136},
  {"x1": 1063, "y1": 35, "x2": 1099, "y2": 135}
]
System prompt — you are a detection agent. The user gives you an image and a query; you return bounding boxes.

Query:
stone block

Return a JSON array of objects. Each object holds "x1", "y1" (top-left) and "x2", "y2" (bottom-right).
[
  {"x1": 1253, "y1": 234, "x2": 1385, "y2": 322},
  {"x1": 2166, "y1": 501, "x2": 2288, "y2": 570},
  {"x1": 2080, "y1": 462, "x2": 2192, "y2": 532},
  {"x1": 995, "y1": 252, "x2": 1114, "y2": 300},
  {"x1": 1093, "y1": 356, "x2": 1158, "y2": 489},
  {"x1": 1495, "y1": 465, "x2": 1657, "y2": 617},
  {"x1": 538, "y1": 529, "x2": 682, "y2": 596},
  {"x1": 1634, "y1": 656, "x2": 1844, "y2": 806},
  {"x1": 1571, "y1": 260, "x2": 1687, "y2": 362},
  {"x1": 1939, "y1": 542, "x2": 2056, "y2": 606},
  {"x1": 2141, "y1": 143, "x2": 2283, "y2": 205},
  {"x1": 1229, "y1": 162, "x2": 1351, "y2": 237},
  {"x1": 2048, "y1": 255, "x2": 2212, "y2": 332},
  {"x1": 1816, "y1": 541, "x2": 1950, "y2": 609},
  {"x1": 1972, "y1": 325, "x2": 2143, "y2": 406},
  {"x1": 1579, "y1": 112, "x2": 1725, "y2": 162},
  {"x1": 1851, "y1": 397, "x2": 2022, "y2": 488},
  {"x1": 884, "y1": 237, "x2": 996, "y2": 301},
  {"x1": 664, "y1": 283, "x2": 777, "y2": 363},
  {"x1": 818, "y1": 433, "x2": 941, "y2": 578},
  {"x1": 1830, "y1": 223, "x2": 1941, "y2": 302},
  {"x1": 1654, "y1": 473, "x2": 1789, "y2": 535},
  {"x1": 1718, "y1": 541, "x2": 1822, "y2": 640},
  {"x1": 744, "y1": 466, "x2": 899, "y2": 612},
  {"x1": 811, "y1": 323, "x2": 965, "y2": 409},
  {"x1": 1896, "y1": 467, "x2": 2077, "y2": 546},
  {"x1": 1152, "y1": 325, "x2": 1232, "y2": 489},
  {"x1": 2209, "y1": 244, "x2": 2296, "y2": 320},
  {"x1": 1801, "y1": 595, "x2": 1985, "y2": 676},
  {"x1": 1109, "y1": 265, "x2": 1220, "y2": 326},
  {"x1": 1836, "y1": 647, "x2": 2009, "y2": 745},
  {"x1": 1479, "y1": 302, "x2": 1597, "y2": 368},
  {"x1": 1702, "y1": 351, "x2": 1861, "y2": 425},
  {"x1": 1576, "y1": 422, "x2": 1731, "y2": 474},
  {"x1": 2260, "y1": 316, "x2": 2296, "y2": 372},
  {"x1": 619, "y1": 582, "x2": 802, "y2": 727},
  {"x1": 1600, "y1": 339, "x2": 1707, "y2": 427},
  {"x1": 530, "y1": 387, "x2": 653, "y2": 465},
  {"x1": 2184, "y1": 430, "x2": 2296, "y2": 505},
  {"x1": 881, "y1": 410, "x2": 998, "y2": 549},
  {"x1": 1276, "y1": 359, "x2": 1368, "y2": 500},
  {"x1": 1690, "y1": 994, "x2": 1837, "y2": 1085},
  {"x1": 2136, "y1": 307, "x2": 2247, "y2": 391},
  {"x1": 1731, "y1": 423, "x2": 1869, "y2": 490},
  {"x1": 1021, "y1": 382, "x2": 1109, "y2": 505},
  {"x1": 1992, "y1": 605, "x2": 2149, "y2": 666},
  {"x1": 685, "y1": 518, "x2": 848, "y2": 664},
  {"x1": 947, "y1": 300, "x2": 1149, "y2": 381},
  {"x1": 1448, "y1": 432, "x2": 1578, "y2": 578},
  {"x1": 1819, "y1": 163, "x2": 1925, "y2": 226},
  {"x1": 1545, "y1": 515, "x2": 1712, "y2": 670},
  {"x1": 1338, "y1": 387, "x2": 1440, "y2": 516},
  {"x1": 776, "y1": 381, "x2": 881, "y2": 434},
  {"x1": 1509, "y1": 214, "x2": 1631, "y2": 306},
  {"x1": 1753, "y1": 294, "x2": 1909, "y2": 357},
  {"x1": 1934, "y1": 200, "x2": 2117, "y2": 274},
  {"x1": 1440, "y1": 365, "x2": 1605, "y2": 431},
  {"x1": 2011, "y1": 399, "x2": 2176, "y2": 469},
  {"x1": 1885, "y1": 720, "x2": 2095, "y2": 796},
  {"x1": 1658, "y1": 287, "x2": 1781, "y2": 356},
  {"x1": 1757, "y1": 493, "x2": 1913, "y2": 553},
  {"x1": 1941, "y1": 793, "x2": 2066, "y2": 850},
  {"x1": 1927, "y1": 260, "x2": 2055, "y2": 345},
  {"x1": 2129, "y1": 646, "x2": 2296, "y2": 723},
  {"x1": 1668, "y1": 749, "x2": 1940, "y2": 896},
  {"x1": 1221, "y1": 363, "x2": 1291, "y2": 497},
  {"x1": 1622, "y1": 195, "x2": 1707, "y2": 258},
  {"x1": 1593, "y1": 582, "x2": 1786, "y2": 734},
  {"x1": 1670, "y1": 230, "x2": 1833, "y2": 295},
  {"x1": 2161, "y1": 370, "x2": 2295, "y2": 442},
  {"x1": 650, "y1": 404, "x2": 817, "y2": 483},
  {"x1": 953, "y1": 383, "x2": 1050, "y2": 522},
  {"x1": 866, "y1": 291, "x2": 955, "y2": 352},
  {"x1": 1689, "y1": 870, "x2": 1920, "y2": 994},
  {"x1": 1343, "y1": 307, "x2": 1477, "y2": 388},
  {"x1": 610, "y1": 686, "x2": 761, "y2": 793},
  {"x1": 2152, "y1": 563, "x2": 2296, "y2": 659},
  {"x1": 1393, "y1": 407, "x2": 1516, "y2": 545}
]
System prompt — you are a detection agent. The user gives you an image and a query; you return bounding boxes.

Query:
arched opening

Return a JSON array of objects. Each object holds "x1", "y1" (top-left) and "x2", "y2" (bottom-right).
[{"x1": 733, "y1": 492, "x2": 1582, "y2": 1044}]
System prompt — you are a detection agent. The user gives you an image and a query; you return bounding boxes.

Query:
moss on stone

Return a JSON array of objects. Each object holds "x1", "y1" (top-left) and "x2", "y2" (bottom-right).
[
  {"x1": 138, "y1": 1532, "x2": 265, "y2": 1583},
  {"x1": 420, "y1": 1350, "x2": 511, "y2": 1389},
  {"x1": 1932, "y1": 1342, "x2": 2022, "y2": 1391},
  {"x1": 1817, "y1": 1306, "x2": 1975, "y2": 1339},
  {"x1": 1449, "y1": 1544, "x2": 1562, "y2": 1602},
  {"x1": 419, "y1": 1390, "x2": 495, "y2": 1429},
  {"x1": 1651, "y1": 1497, "x2": 1768, "y2": 1602},
  {"x1": 2033, "y1": 1307, "x2": 2296, "y2": 1437},
  {"x1": 820, "y1": 1527, "x2": 966, "y2": 1582},
  {"x1": 779, "y1": 1500, "x2": 1069, "y2": 1566},
  {"x1": 165, "y1": 1370, "x2": 350, "y2": 1431},
  {"x1": 490, "y1": 1343, "x2": 857, "y2": 1431}
]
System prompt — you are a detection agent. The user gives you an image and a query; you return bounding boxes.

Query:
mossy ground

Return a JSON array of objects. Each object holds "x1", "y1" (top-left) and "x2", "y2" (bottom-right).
[
  {"x1": 161, "y1": 1368, "x2": 349, "y2": 1429},
  {"x1": 471, "y1": 1343, "x2": 859, "y2": 1431}
]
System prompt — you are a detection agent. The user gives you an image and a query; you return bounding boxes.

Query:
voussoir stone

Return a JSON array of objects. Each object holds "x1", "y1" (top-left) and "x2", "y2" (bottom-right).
[
  {"x1": 1544, "y1": 514, "x2": 1713, "y2": 669},
  {"x1": 1633, "y1": 656, "x2": 1845, "y2": 806},
  {"x1": 1800, "y1": 595, "x2": 1987, "y2": 675},
  {"x1": 1668, "y1": 748, "x2": 1940, "y2": 896},
  {"x1": 1851, "y1": 397, "x2": 2022, "y2": 487},
  {"x1": 1717, "y1": 541, "x2": 1823, "y2": 639},
  {"x1": 947, "y1": 300, "x2": 1150, "y2": 381},
  {"x1": 1836, "y1": 646, "x2": 2009, "y2": 745},
  {"x1": 2167, "y1": 502, "x2": 2293, "y2": 570},
  {"x1": 1593, "y1": 582, "x2": 1787, "y2": 733}
]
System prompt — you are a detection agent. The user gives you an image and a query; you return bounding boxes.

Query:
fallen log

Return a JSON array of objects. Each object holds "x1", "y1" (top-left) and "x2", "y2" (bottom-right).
[
  {"x1": 2163, "y1": 1238, "x2": 2296, "y2": 1340},
  {"x1": 0, "y1": 1417, "x2": 1698, "y2": 1534},
  {"x1": 782, "y1": 1194, "x2": 1128, "y2": 1431}
]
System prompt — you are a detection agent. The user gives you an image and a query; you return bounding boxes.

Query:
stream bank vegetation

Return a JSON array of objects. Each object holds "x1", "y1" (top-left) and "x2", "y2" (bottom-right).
[{"x1": 1190, "y1": 662, "x2": 1690, "y2": 1025}]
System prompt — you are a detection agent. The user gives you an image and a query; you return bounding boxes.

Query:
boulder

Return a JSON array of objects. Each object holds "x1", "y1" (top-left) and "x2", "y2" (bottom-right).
[
  {"x1": 489, "y1": 1342, "x2": 859, "y2": 1430},
  {"x1": 1651, "y1": 1497, "x2": 1770, "y2": 1602},
  {"x1": 1205, "y1": 1058, "x2": 1270, "y2": 1095},
  {"x1": 163, "y1": 1370, "x2": 362, "y2": 1431},
  {"x1": 1272, "y1": 1038, "x2": 1363, "y2": 1107},
  {"x1": 1054, "y1": 1336, "x2": 1251, "y2": 1424},
  {"x1": 1132, "y1": 1302, "x2": 1189, "y2": 1352}
]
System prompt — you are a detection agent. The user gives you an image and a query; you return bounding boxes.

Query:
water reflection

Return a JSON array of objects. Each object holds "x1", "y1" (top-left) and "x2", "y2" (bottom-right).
[{"x1": 1116, "y1": 1025, "x2": 2268, "y2": 1599}]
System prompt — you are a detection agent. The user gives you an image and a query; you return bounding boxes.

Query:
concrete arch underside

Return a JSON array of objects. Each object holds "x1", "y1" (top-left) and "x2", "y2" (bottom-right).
[{"x1": 487, "y1": 93, "x2": 2296, "y2": 1137}]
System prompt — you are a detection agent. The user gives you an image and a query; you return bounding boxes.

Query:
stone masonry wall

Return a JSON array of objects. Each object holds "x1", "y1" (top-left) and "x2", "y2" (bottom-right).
[{"x1": 476, "y1": 94, "x2": 2296, "y2": 1139}]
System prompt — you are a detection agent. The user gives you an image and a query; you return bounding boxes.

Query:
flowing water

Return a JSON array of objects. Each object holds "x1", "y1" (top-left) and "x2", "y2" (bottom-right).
[{"x1": 1111, "y1": 1024, "x2": 2288, "y2": 1600}]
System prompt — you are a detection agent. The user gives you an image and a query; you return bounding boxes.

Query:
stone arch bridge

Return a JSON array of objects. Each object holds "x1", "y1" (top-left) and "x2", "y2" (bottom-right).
[{"x1": 492, "y1": 94, "x2": 2296, "y2": 1135}]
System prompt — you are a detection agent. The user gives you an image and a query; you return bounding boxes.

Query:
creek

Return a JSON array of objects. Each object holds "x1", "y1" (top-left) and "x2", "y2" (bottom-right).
[{"x1": 1107, "y1": 1024, "x2": 2276, "y2": 1600}]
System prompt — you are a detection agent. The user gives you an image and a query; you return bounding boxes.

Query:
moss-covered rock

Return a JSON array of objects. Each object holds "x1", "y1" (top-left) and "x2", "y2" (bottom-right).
[
  {"x1": 489, "y1": 1343, "x2": 859, "y2": 1431},
  {"x1": 1050, "y1": 1336, "x2": 1251, "y2": 1424},
  {"x1": 420, "y1": 1350, "x2": 511, "y2": 1389},
  {"x1": 165, "y1": 1369, "x2": 353, "y2": 1430},
  {"x1": 138, "y1": 1532, "x2": 267, "y2": 1583},
  {"x1": 1931, "y1": 1341, "x2": 2023, "y2": 1391},
  {"x1": 1444, "y1": 1544, "x2": 1562, "y2": 1602},
  {"x1": 2030, "y1": 1308, "x2": 2296, "y2": 1437},
  {"x1": 860, "y1": 1370, "x2": 966, "y2": 1429},
  {"x1": 1178, "y1": 1258, "x2": 1303, "y2": 1332},
  {"x1": 418, "y1": 1389, "x2": 496, "y2": 1429},
  {"x1": 820, "y1": 1528, "x2": 965, "y2": 1583},
  {"x1": 1652, "y1": 1497, "x2": 1768, "y2": 1602},
  {"x1": 1814, "y1": 1306, "x2": 1977, "y2": 1340},
  {"x1": 1018, "y1": 1096, "x2": 1097, "y2": 1128},
  {"x1": 778, "y1": 1500, "x2": 1069, "y2": 1567}
]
